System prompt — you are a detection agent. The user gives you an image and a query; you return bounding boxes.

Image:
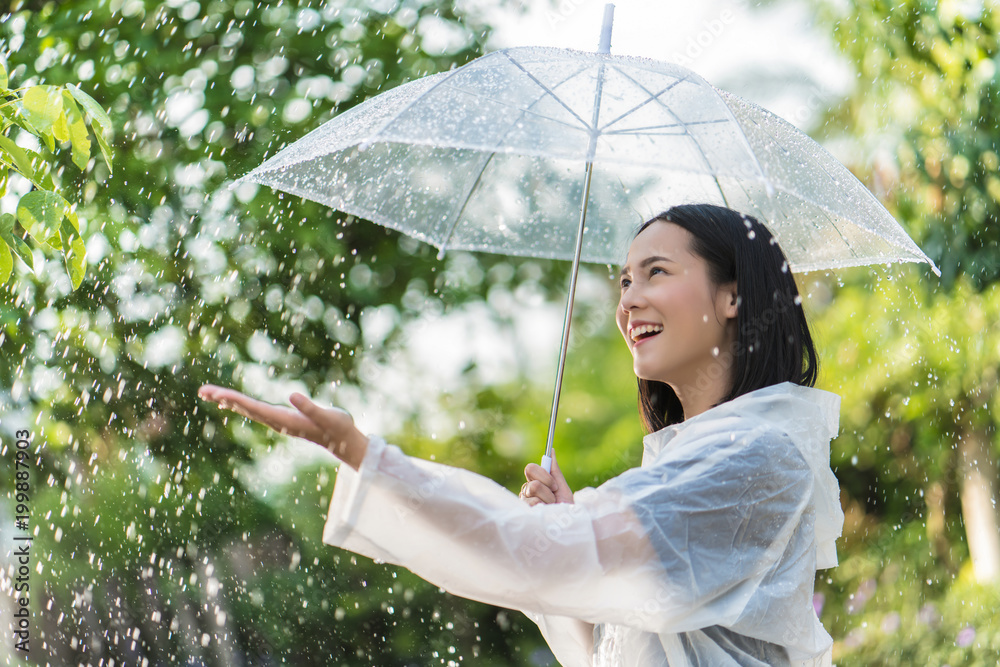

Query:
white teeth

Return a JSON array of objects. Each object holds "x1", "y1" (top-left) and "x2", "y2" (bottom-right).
[{"x1": 630, "y1": 323, "x2": 664, "y2": 341}]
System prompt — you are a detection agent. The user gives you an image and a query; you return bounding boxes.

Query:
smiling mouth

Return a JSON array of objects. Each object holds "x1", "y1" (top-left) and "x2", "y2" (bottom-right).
[{"x1": 630, "y1": 323, "x2": 664, "y2": 344}]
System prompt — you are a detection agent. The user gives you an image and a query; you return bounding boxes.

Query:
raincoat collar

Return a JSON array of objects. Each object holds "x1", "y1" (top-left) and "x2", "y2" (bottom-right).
[{"x1": 641, "y1": 381, "x2": 843, "y2": 569}]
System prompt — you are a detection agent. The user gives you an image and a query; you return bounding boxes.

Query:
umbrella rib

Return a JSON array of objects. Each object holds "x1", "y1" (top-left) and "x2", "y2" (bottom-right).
[
  {"x1": 502, "y1": 51, "x2": 595, "y2": 131},
  {"x1": 608, "y1": 71, "x2": 732, "y2": 202},
  {"x1": 434, "y1": 148, "x2": 499, "y2": 259},
  {"x1": 598, "y1": 68, "x2": 690, "y2": 132},
  {"x1": 601, "y1": 68, "x2": 732, "y2": 201},
  {"x1": 360, "y1": 68, "x2": 475, "y2": 146},
  {"x1": 423, "y1": 78, "x2": 596, "y2": 136},
  {"x1": 612, "y1": 70, "x2": 774, "y2": 192},
  {"x1": 704, "y1": 89, "x2": 777, "y2": 188},
  {"x1": 596, "y1": 69, "x2": 690, "y2": 132},
  {"x1": 820, "y1": 204, "x2": 859, "y2": 258},
  {"x1": 744, "y1": 110, "x2": 860, "y2": 256},
  {"x1": 737, "y1": 182, "x2": 808, "y2": 254},
  {"x1": 601, "y1": 118, "x2": 730, "y2": 135},
  {"x1": 436, "y1": 88, "x2": 560, "y2": 255}
]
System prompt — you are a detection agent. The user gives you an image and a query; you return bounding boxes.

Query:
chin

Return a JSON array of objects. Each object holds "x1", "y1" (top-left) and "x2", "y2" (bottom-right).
[{"x1": 633, "y1": 365, "x2": 670, "y2": 384}]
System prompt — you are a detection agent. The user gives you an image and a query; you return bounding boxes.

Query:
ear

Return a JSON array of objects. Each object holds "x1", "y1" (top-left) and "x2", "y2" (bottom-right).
[{"x1": 718, "y1": 281, "x2": 738, "y2": 320}]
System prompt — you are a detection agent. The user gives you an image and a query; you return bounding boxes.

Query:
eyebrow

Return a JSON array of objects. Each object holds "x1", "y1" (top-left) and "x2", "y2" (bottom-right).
[{"x1": 619, "y1": 255, "x2": 676, "y2": 278}]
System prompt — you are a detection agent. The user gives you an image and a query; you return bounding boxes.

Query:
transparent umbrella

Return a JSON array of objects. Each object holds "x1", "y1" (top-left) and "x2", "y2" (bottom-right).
[{"x1": 236, "y1": 5, "x2": 938, "y2": 471}]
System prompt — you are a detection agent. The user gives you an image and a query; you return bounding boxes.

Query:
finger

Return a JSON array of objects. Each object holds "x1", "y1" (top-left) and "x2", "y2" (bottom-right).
[
  {"x1": 523, "y1": 496, "x2": 544, "y2": 507},
  {"x1": 289, "y1": 393, "x2": 353, "y2": 448},
  {"x1": 549, "y1": 452, "x2": 572, "y2": 485},
  {"x1": 203, "y1": 388, "x2": 321, "y2": 439},
  {"x1": 549, "y1": 449, "x2": 563, "y2": 475},
  {"x1": 289, "y1": 393, "x2": 353, "y2": 428},
  {"x1": 526, "y1": 480, "x2": 555, "y2": 505},
  {"x1": 198, "y1": 384, "x2": 228, "y2": 402},
  {"x1": 199, "y1": 385, "x2": 251, "y2": 406},
  {"x1": 288, "y1": 393, "x2": 366, "y2": 460},
  {"x1": 524, "y1": 463, "x2": 554, "y2": 488}
]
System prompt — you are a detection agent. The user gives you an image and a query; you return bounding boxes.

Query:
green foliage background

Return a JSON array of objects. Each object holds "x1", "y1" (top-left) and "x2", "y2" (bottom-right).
[
  {"x1": 807, "y1": 1, "x2": 1000, "y2": 664},
  {"x1": 1, "y1": 0, "x2": 999, "y2": 665}
]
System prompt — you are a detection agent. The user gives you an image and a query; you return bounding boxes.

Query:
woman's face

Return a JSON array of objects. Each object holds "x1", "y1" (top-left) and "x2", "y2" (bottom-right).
[{"x1": 616, "y1": 221, "x2": 738, "y2": 391}]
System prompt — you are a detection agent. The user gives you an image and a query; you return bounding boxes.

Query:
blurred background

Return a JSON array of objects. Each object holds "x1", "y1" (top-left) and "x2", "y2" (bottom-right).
[{"x1": 0, "y1": 0, "x2": 998, "y2": 664}]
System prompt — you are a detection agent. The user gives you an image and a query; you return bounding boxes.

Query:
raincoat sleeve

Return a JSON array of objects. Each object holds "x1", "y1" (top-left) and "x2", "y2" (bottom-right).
[
  {"x1": 322, "y1": 427, "x2": 814, "y2": 640},
  {"x1": 519, "y1": 611, "x2": 594, "y2": 666}
]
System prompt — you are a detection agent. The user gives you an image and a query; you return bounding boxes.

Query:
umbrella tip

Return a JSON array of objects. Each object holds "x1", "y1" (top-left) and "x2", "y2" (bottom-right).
[{"x1": 598, "y1": 4, "x2": 615, "y2": 54}]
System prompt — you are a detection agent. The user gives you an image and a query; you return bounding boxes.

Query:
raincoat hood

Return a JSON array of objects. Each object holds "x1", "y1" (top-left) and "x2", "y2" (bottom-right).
[{"x1": 642, "y1": 381, "x2": 843, "y2": 569}]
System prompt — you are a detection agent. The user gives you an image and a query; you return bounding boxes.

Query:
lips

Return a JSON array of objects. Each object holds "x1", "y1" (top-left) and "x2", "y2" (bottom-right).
[{"x1": 628, "y1": 322, "x2": 664, "y2": 345}]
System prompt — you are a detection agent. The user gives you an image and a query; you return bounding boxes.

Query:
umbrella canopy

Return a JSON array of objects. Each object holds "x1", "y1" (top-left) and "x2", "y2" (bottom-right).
[{"x1": 239, "y1": 45, "x2": 938, "y2": 275}]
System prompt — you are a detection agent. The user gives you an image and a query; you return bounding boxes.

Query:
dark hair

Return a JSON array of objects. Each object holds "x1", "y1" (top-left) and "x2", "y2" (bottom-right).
[{"x1": 633, "y1": 204, "x2": 818, "y2": 433}]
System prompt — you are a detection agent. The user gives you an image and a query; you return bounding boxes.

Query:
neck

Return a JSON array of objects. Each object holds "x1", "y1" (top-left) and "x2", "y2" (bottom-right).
[
  {"x1": 671, "y1": 376, "x2": 730, "y2": 421},
  {"x1": 668, "y1": 347, "x2": 736, "y2": 420},
  {"x1": 671, "y1": 327, "x2": 739, "y2": 420}
]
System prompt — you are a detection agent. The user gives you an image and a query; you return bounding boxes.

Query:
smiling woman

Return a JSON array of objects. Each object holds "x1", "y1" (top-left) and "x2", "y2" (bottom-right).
[
  {"x1": 617, "y1": 219, "x2": 740, "y2": 422},
  {"x1": 200, "y1": 203, "x2": 843, "y2": 667},
  {"x1": 619, "y1": 205, "x2": 819, "y2": 432}
]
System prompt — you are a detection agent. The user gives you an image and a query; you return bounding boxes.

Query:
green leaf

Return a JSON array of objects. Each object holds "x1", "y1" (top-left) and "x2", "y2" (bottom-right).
[
  {"x1": 0, "y1": 211, "x2": 13, "y2": 239},
  {"x1": 44, "y1": 230, "x2": 62, "y2": 250},
  {"x1": 0, "y1": 212, "x2": 32, "y2": 271},
  {"x1": 0, "y1": 139, "x2": 55, "y2": 191},
  {"x1": 0, "y1": 104, "x2": 15, "y2": 133},
  {"x1": 66, "y1": 84, "x2": 113, "y2": 173},
  {"x1": 52, "y1": 104, "x2": 69, "y2": 144},
  {"x1": 93, "y1": 126, "x2": 113, "y2": 174},
  {"x1": 64, "y1": 206, "x2": 80, "y2": 234},
  {"x1": 61, "y1": 91, "x2": 90, "y2": 170},
  {"x1": 59, "y1": 219, "x2": 86, "y2": 289},
  {"x1": 0, "y1": 168, "x2": 7, "y2": 198},
  {"x1": 21, "y1": 85, "x2": 62, "y2": 137},
  {"x1": 0, "y1": 208, "x2": 13, "y2": 282},
  {"x1": 11, "y1": 237, "x2": 33, "y2": 270},
  {"x1": 41, "y1": 131, "x2": 55, "y2": 152},
  {"x1": 0, "y1": 236, "x2": 11, "y2": 284},
  {"x1": 16, "y1": 189, "x2": 69, "y2": 241},
  {"x1": 27, "y1": 149, "x2": 55, "y2": 191},
  {"x1": 66, "y1": 83, "x2": 112, "y2": 133},
  {"x1": 0, "y1": 133, "x2": 38, "y2": 181},
  {"x1": 0, "y1": 63, "x2": 8, "y2": 92},
  {"x1": 10, "y1": 102, "x2": 41, "y2": 137}
]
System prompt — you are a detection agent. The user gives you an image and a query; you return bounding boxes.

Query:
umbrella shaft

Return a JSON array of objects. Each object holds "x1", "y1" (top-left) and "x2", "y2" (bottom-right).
[
  {"x1": 544, "y1": 159, "x2": 596, "y2": 462},
  {"x1": 544, "y1": 48, "x2": 609, "y2": 469}
]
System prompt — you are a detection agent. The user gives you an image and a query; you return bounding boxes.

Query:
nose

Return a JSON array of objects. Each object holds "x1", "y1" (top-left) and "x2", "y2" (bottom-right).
[{"x1": 619, "y1": 281, "x2": 644, "y2": 313}]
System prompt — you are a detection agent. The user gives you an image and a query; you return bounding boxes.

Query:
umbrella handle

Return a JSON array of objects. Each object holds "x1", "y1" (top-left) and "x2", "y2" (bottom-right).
[{"x1": 540, "y1": 454, "x2": 552, "y2": 474}]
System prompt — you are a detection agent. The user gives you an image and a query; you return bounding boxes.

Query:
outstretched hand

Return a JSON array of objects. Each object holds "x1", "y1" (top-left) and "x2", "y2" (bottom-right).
[
  {"x1": 520, "y1": 452, "x2": 574, "y2": 506},
  {"x1": 198, "y1": 384, "x2": 368, "y2": 470}
]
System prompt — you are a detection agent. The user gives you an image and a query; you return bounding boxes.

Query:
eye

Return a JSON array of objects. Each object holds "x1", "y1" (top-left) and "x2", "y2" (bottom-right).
[
  {"x1": 650, "y1": 266, "x2": 668, "y2": 276},
  {"x1": 619, "y1": 276, "x2": 631, "y2": 290}
]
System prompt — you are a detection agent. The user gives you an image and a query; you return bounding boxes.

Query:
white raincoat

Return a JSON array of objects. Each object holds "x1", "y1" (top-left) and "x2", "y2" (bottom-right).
[{"x1": 322, "y1": 381, "x2": 843, "y2": 666}]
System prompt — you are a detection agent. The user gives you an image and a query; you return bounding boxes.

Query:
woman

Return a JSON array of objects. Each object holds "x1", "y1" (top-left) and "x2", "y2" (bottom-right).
[{"x1": 200, "y1": 204, "x2": 843, "y2": 666}]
